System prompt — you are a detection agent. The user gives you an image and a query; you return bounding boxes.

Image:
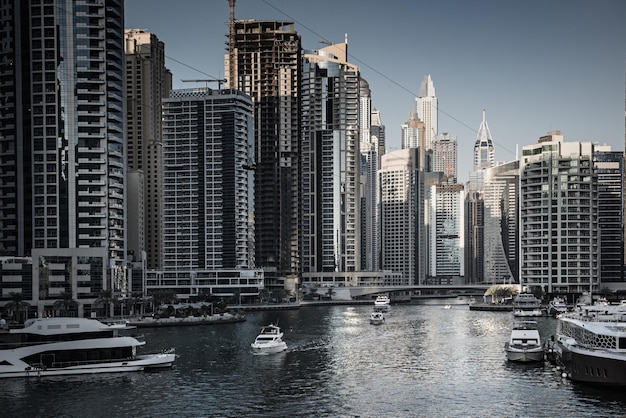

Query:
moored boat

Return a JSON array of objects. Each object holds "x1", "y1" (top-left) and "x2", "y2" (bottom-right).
[
  {"x1": 250, "y1": 323, "x2": 287, "y2": 355},
  {"x1": 505, "y1": 320, "x2": 544, "y2": 363},
  {"x1": 546, "y1": 305, "x2": 626, "y2": 386},
  {"x1": 513, "y1": 308, "x2": 545, "y2": 317},
  {"x1": 0, "y1": 317, "x2": 176, "y2": 379},
  {"x1": 547, "y1": 296, "x2": 569, "y2": 317}
]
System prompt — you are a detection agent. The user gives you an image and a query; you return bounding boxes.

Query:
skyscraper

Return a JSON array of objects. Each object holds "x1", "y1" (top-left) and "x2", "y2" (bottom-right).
[
  {"x1": 429, "y1": 184, "x2": 465, "y2": 283},
  {"x1": 0, "y1": 0, "x2": 126, "y2": 317},
  {"x1": 301, "y1": 41, "x2": 360, "y2": 274},
  {"x1": 359, "y1": 79, "x2": 384, "y2": 271},
  {"x1": 431, "y1": 133, "x2": 457, "y2": 181},
  {"x1": 520, "y1": 132, "x2": 600, "y2": 294},
  {"x1": 161, "y1": 88, "x2": 255, "y2": 271},
  {"x1": 226, "y1": 18, "x2": 301, "y2": 289},
  {"x1": 379, "y1": 148, "x2": 425, "y2": 284},
  {"x1": 481, "y1": 161, "x2": 519, "y2": 284},
  {"x1": 124, "y1": 29, "x2": 171, "y2": 270},
  {"x1": 401, "y1": 111, "x2": 421, "y2": 149},
  {"x1": 473, "y1": 110, "x2": 495, "y2": 172},
  {"x1": 416, "y1": 75, "x2": 438, "y2": 151}
]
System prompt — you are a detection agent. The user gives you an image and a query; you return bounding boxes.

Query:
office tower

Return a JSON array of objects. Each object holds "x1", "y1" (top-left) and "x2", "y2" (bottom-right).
[
  {"x1": 359, "y1": 79, "x2": 384, "y2": 271},
  {"x1": 226, "y1": 18, "x2": 301, "y2": 288},
  {"x1": 594, "y1": 147, "x2": 624, "y2": 283},
  {"x1": 429, "y1": 184, "x2": 465, "y2": 283},
  {"x1": 520, "y1": 131, "x2": 602, "y2": 294},
  {"x1": 379, "y1": 148, "x2": 425, "y2": 284},
  {"x1": 482, "y1": 161, "x2": 519, "y2": 284},
  {"x1": 401, "y1": 111, "x2": 421, "y2": 149},
  {"x1": 161, "y1": 88, "x2": 254, "y2": 272},
  {"x1": 464, "y1": 191, "x2": 484, "y2": 284},
  {"x1": 432, "y1": 133, "x2": 457, "y2": 181},
  {"x1": 369, "y1": 108, "x2": 385, "y2": 270},
  {"x1": 124, "y1": 29, "x2": 171, "y2": 270},
  {"x1": 473, "y1": 110, "x2": 495, "y2": 171},
  {"x1": 0, "y1": 0, "x2": 126, "y2": 317},
  {"x1": 301, "y1": 41, "x2": 360, "y2": 273},
  {"x1": 416, "y1": 74, "x2": 438, "y2": 150}
]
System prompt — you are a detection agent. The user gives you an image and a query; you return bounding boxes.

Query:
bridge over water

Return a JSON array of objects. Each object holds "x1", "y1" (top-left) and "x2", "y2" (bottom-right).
[{"x1": 321, "y1": 284, "x2": 493, "y2": 301}]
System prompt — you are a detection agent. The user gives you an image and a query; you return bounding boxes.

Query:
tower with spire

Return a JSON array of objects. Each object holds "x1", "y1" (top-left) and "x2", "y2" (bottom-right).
[
  {"x1": 473, "y1": 110, "x2": 495, "y2": 171},
  {"x1": 416, "y1": 75, "x2": 438, "y2": 150}
]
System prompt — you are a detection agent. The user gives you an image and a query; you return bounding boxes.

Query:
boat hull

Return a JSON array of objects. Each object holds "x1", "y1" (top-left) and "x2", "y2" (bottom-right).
[
  {"x1": 505, "y1": 346, "x2": 544, "y2": 363},
  {"x1": 0, "y1": 352, "x2": 176, "y2": 379},
  {"x1": 250, "y1": 342, "x2": 287, "y2": 355},
  {"x1": 553, "y1": 342, "x2": 626, "y2": 386}
]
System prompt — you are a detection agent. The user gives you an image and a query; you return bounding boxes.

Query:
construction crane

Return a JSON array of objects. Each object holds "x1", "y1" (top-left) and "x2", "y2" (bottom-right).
[
  {"x1": 228, "y1": 0, "x2": 236, "y2": 89},
  {"x1": 181, "y1": 79, "x2": 227, "y2": 89}
]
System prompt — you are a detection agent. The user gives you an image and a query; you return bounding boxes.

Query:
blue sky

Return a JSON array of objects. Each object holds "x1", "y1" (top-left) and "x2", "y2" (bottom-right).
[{"x1": 125, "y1": 0, "x2": 626, "y2": 181}]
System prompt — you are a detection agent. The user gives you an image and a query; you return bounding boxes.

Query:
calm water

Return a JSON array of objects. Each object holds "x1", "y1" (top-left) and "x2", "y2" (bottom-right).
[{"x1": 1, "y1": 303, "x2": 626, "y2": 417}]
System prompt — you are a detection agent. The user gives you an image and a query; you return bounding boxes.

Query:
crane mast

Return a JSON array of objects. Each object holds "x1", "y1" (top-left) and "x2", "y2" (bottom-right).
[{"x1": 228, "y1": 0, "x2": 236, "y2": 89}]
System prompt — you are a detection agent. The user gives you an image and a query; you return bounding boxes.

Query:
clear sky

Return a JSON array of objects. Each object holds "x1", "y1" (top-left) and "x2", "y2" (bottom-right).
[{"x1": 125, "y1": 0, "x2": 626, "y2": 182}]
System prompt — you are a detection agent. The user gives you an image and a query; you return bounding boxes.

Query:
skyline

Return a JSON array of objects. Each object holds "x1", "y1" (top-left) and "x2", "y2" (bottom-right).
[{"x1": 125, "y1": 0, "x2": 626, "y2": 181}]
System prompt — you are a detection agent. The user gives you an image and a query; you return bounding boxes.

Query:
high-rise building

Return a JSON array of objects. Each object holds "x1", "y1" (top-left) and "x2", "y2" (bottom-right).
[
  {"x1": 473, "y1": 110, "x2": 495, "y2": 172},
  {"x1": 464, "y1": 191, "x2": 485, "y2": 284},
  {"x1": 359, "y1": 79, "x2": 384, "y2": 271},
  {"x1": 432, "y1": 133, "x2": 457, "y2": 181},
  {"x1": 594, "y1": 147, "x2": 624, "y2": 283},
  {"x1": 416, "y1": 75, "x2": 438, "y2": 150},
  {"x1": 429, "y1": 184, "x2": 465, "y2": 283},
  {"x1": 520, "y1": 131, "x2": 601, "y2": 294},
  {"x1": 379, "y1": 148, "x2": 426, "y2": 284},
  {"x1": 301, "y1": 41, "x2": 360, "y2": 274},
  {"x1": 0, "y1": 0, "x2": 127, "y2": 317},
  {"x1": 124, "y1": 29, "x2": 171, "y2": 270},
  {"x1": 401, "y1": 111, "x2": 421, "y2": 149},
  {"x1": 161, "y1": 88, "x2": 255, "y2": 272},
  {"x1": 481, "y1": 161, "x2": 519, "y2": 284},
  {"x1": 226, "y1": 18, "x2": 301, "y2": 290}
]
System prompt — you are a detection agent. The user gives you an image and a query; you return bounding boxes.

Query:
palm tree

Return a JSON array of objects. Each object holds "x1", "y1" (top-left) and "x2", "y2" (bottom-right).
[
  {"x1": 53, "y1": 291, "x2": 79, "y2": 317},
  {"x1": 325, "y1": 287, "x2": 336, "y2": 300},
  {"x1": 130, "y1": 291, "x2": 145, "y2": 316},
  {"x1": 4, "y1": 292, "x2": 30, "y2": 323},
  {"x1": 259, "y1": 288, "x2": 271, "y2": 304},
  {"x1": 95, "y1": 289, "x2": 114, "y2": 317}
]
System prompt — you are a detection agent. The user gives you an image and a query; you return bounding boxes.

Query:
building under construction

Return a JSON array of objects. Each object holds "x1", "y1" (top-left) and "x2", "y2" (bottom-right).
[{"x1": 225, "y1": 10, "x2": 302, "y2": 290}]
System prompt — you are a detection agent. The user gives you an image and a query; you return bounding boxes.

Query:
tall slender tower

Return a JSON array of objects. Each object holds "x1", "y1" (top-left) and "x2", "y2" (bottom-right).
[
  {"x1": 416, "y1": 75, "x2": 438, "y2": 150},
  {"x1": 225, "y1": 15, "x2": 301, "y2": 288},
  {"x1": 0, "y1": 0, "x2": 127, "y2": 316},
  {"x1": 124, "y1": 29, "x2": 171, "y2": 270},
  {"x1": 301, "y1": 41, "x2": 360, "y2": 273},
  {"x1": 473, "y1": 110, "x2": 495, "y2": 171}
]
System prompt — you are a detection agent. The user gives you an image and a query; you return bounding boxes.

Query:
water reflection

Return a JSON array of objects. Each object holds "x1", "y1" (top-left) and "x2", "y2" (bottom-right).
[{"x1": 1, "y1": 304, "x2": 625, "y2": 417}]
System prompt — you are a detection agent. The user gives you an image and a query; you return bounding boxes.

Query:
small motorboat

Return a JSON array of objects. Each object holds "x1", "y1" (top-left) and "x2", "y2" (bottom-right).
[
  {"x1": 369, "y1": 311, "x2": 385, "y2": 325},
  {"x1": 505, "y1": 320, "x2": 544, "y2": 363},
  {"x1": 250, "y1": 323, "x2": 287, "y2": 355}
]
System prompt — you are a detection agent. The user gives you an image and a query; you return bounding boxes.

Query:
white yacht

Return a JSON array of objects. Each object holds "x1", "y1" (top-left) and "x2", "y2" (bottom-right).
[
  {"x1": 513, "y1": 308, "x2": 544, "y2": 318},
  {"x1": 250, "y1": 324, "x2": 287, "y2": 355},
  {"x1": 546, "y1": 305, "x2": 626, "y2": 386},
  {"x1": 505, "y1": 320, "x2": 544, "y2": 363},
  {"x1": 369, "y1": 311, "x2": 385, "y2": 325},
  {"x1": 373, "y1": 295, "x2": 391, "y2": 312},
  {"x1": 0, "y1": 317, "x2": 176, "y2": 379},
  {"x1": 547, "y1": 296, "x2": 569, "y2": 317}
]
